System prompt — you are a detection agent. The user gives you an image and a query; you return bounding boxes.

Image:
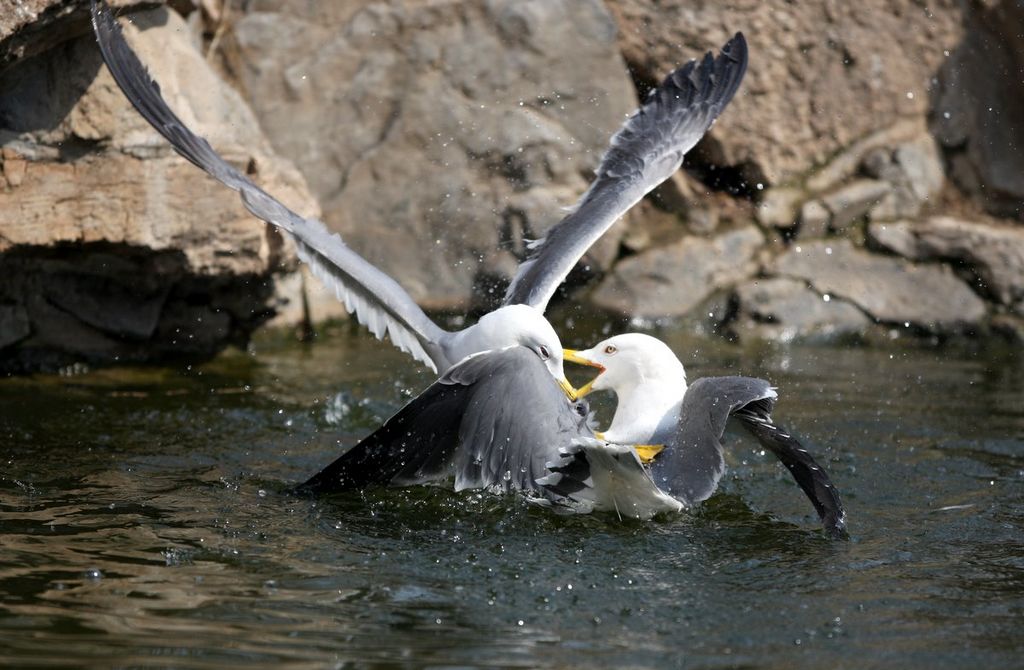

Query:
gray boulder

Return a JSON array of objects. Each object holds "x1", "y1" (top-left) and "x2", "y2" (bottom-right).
[
  {"x1": 772, "y1": 240, "x2": 986, "y2": 331},
  {"x1": 869, "y1": 217, "x2": 1024, "y2": 315},
  {"x1": 821, "y1": 179, "x2": 891, "y2": 231},
  {"x1": 590, "y1": 226, "x2": 764, "y2": 318},
  {"x1": 731, "y1": 277, "x2": 871, "y2": 341}
]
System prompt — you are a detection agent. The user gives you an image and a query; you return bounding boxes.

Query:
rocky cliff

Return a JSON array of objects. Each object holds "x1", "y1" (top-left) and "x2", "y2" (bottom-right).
[{"x1": 1, "y1": 0, "x2": 1021, "y2": 373}]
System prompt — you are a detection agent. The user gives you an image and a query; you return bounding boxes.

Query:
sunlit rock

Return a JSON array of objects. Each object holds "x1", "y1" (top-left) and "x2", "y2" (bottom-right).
[
  {"x1": 0, "y1": 5, "x2": 328, "y2": 373},
  {"x1": 772, "y1": 240, "x2": 986, "y2": 332},
  {"x1": 590, "y1": 226, "x2": 763, "y2": 318},
  {"x1": 869, "y1": 217, "x2": 1024, "y2": 315},
  {"x1": 729, "y1": 277, "x2": 872, "y2": 342},
  {"x1": 220, "y1": 0, "x2": 636, "y2": 310}
]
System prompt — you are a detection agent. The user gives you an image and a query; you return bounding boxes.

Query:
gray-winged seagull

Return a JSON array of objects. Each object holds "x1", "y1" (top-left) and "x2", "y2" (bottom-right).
[
  {"x1": 560, "y1": 334, "x2": 847, "y2": 537},
  {"x1": 297, "y1": 334, "x2": 847, "y2": 537},
  {"x1": 91, "y1": 2, "x2": 823, "y2": 530},
  {"x1": 91, "y1": 0, "x2": 747, "y2": 388}
]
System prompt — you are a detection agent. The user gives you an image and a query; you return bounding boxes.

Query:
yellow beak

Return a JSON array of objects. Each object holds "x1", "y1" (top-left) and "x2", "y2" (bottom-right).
[
  {"x1": 563, "y1": 349, "x2": 605, "y2": 398},
  {"x1": 557, "y1": 376, "x2": 580, "y2": 401}
]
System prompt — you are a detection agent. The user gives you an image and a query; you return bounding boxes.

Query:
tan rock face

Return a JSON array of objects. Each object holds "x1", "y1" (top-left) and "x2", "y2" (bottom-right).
[
  {"x1": 607, "y1": 0, "x2": 963, "y2": 186},
  {"x1": 0, "y1": 5, "x2": 329, "y2": 372},
  {"x1": 220, "y1": 0, "x2": 638, "y2": 310}
]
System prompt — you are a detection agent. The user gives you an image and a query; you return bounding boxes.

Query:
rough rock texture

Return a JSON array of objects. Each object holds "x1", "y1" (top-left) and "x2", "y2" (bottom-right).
[
  {"x1": 933, "y1": 0, "x2": 1024, "y2": 218},
  {"x1": 220, "y1": 0, "x2": 637, "y2": 310},
  {"x1": 607, "y1": 0, "x2": 963, "y2": 186},
  {"x1": 821, "y1": 179, "x2": 891, "y2": 232},
  {"x1": 0, "y1": 0, "x2": 158, "y2": 69},
  {"x1": 869, "y1": 217, "x2": 1024, "y2": 314},
  {"x1": 772, "y1": 240, "x2": 987, "y2": 332},
  {"x1": 4, "y1": 0, "x2": 1024, "y2": 373},
  {"x1": 730, "y1": 277, "x2": 871, "y2": 342},
  {"x1": 591, "y1": 226, "x2": 763, "y2": 318},
  {"x1": 0, "y1": 5, "x2": 331, "y2": 373},
  {"x1": 864, "y1": 135, "x2": 945, "y2": 222}
]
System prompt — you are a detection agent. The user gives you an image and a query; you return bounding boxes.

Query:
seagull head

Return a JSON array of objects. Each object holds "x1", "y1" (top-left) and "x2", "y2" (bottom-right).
[
  {"x1": 473, "y1": 305, "x2": 577, "y2": 399},
  {"x1": 563, "y1": 333, "x2": 687, "y2": 398}
]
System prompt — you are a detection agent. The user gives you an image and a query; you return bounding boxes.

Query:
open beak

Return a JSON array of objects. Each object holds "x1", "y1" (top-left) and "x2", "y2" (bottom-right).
[{"x1": 563, "y1": 349, "x2": 605, "y2": 398}]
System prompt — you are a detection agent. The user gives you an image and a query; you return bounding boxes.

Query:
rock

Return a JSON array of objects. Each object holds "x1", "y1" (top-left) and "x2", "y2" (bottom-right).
[
  {"x1": 991, "y1": 315, "x2": 1024, "y2": 344},
  {"x1": 798, "y1": 199, "x2": 830, "y2": 238},
  {"x1": 731, "y1": 277, "x2": 871, "y2": 342},
  {"x1": 687, "y1": 207, "x2": 719, "y2": 235},
  {"x1": 934, "y1": 0, "x2": 1024, "y2": 217},
  {"x1": 861, "y1": 147, "x2": 895, "y2": 180},
  {"x1": 866, "y1": 221, "x2": 917, "y2": 257},
  {"x1": 894, "y1": 138, "x2": 944, "y2": 203},
  {"x1": 0, "y1": 6, "x2": 325, "y2": 373},
  {"x1": 868, "y1": 186, "x2": 921, "y2": 223},
  {"x1": 867, "y1": 135, "x2": 946, "y2": 222},
  {"x1": 608, "y1": 2, "x2": 963, "y2": 185},
  {"x1": 821, "y1": 179, "x2": 891, "y2": 231},
  {"x1": 772, "y1": 240, "x2": 987, "y2": 331},
  {"x1": 0, "y1": 0, "x2": 158, "y2": 69},
  {"x1": 220, "y1": 0, "x2": 637, "y2": 310},
  {"x1": 805, "y1": 118, "x2": 925, "y2": 193},
  {"x1": 0, "y1": 304, "x2": 30, "y2": 349},
  {"x1": 756, "y1": 186, "x2": 803, "y2": 228},
  {"x1": 868, "y1": 217, "x2": 1024, "y2": 314},
  {"x1": 650, "y1": 170, "x2": 698, "y2": 214},
  {"x1": 590, "y1": 226, "x2": 764, "y2": 318},
  {"x1": 619, "y1": 200, "x2": 684, "y2": 254}
]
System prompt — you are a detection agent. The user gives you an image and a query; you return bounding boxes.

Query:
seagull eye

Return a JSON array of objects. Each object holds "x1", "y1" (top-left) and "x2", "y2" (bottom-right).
[
  {"x1": 538, "y1": 345, "x2": 550, "y2": 360},
  {"x1": 604, "y1": 345, "x2": 617, "y2": 355}
]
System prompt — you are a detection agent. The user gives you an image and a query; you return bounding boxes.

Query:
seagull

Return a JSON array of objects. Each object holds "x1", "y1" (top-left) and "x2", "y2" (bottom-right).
[
  {"x1": 559, "y1": 333, "x2": 848, "y2": 537},
  {"x1": 94, "y1": 2, "x2": 806, "y2": 526},
  {"x1": 298, "y1": 333, "x2": 847, "y2": 537},
  {"x1": 90, "y1": 0, "x2": 748, "y2": 388}
]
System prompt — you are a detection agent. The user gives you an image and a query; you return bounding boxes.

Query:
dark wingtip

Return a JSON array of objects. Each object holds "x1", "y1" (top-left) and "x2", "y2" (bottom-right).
[{"x1": 726, "y1": 32, "x2": 748, "y2": 60}]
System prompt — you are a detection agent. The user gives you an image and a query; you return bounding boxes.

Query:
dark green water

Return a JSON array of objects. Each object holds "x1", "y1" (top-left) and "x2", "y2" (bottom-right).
[{"x1": 2, "y1": 315, "x2": 1022, "y2": 668}]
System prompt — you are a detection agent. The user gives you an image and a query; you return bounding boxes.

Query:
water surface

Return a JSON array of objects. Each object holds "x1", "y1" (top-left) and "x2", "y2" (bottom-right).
[{"x1": 2, "y1": 314, "x2": 1022, "y2": 668}]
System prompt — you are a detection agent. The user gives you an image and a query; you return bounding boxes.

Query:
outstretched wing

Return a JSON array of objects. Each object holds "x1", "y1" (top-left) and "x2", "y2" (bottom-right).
[
  {"x1": 654, "y1": 376, "x2": 847, "y2": 537},
  {"x1": 91, "y1": 1, "x2": 450, "y2": 371},
  {"x1": 732, "y1": 406, "x2": 848, "y2": 539},
  {"x1": 298, "y1": 346, "x2": 592, "y2": 498},
  {"x1": 502, "y1": 33, "x2": 748, "y2": 310}
]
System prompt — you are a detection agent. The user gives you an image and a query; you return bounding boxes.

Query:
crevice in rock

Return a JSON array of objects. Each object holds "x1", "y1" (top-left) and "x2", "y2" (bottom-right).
[{"x1": 0, "y1": 242, "x2": 282, "y2": 374}]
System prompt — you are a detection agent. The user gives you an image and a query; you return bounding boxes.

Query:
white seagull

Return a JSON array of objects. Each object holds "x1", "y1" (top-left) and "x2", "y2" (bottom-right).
[{"x1": 558, "y1": 334, "x2": 847, "y2": 536}]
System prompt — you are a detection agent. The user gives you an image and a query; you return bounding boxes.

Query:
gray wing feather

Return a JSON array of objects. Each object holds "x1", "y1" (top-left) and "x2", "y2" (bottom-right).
[
  {"x1": 298, "y1": 347, "x2": 592, "y2": 499},
  {"x1": 92, "y1": 1, "x2": 448, "y2": 371},
  {"x1": 503, "y1": 33, "x2": 748, "y2": 309},
  {"x1": 652, "y1": 376, "x2": 776, "y2": 505},
  {"x1": 654, "y1": 376, "x2": 848, "y2": 537}
]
